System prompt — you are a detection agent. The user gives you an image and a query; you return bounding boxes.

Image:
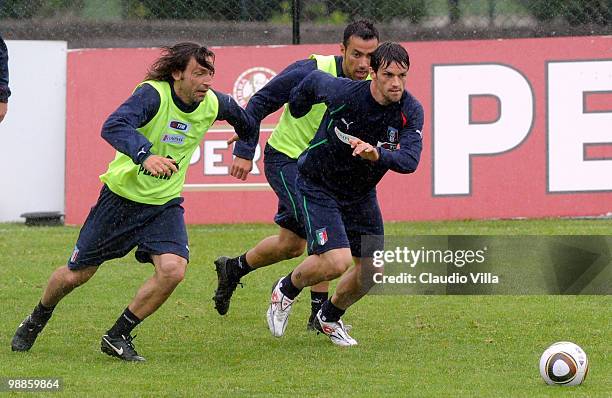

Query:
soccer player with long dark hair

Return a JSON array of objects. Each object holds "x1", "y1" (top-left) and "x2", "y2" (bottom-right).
[{"x1": 11, "y1": 42, "x2": 255, "y2": 361}]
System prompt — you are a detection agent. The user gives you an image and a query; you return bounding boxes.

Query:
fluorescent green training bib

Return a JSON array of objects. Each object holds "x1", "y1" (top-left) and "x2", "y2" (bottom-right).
[
  {"x1": 267, "y1": 54, "x2": 338, "y2": 159},
  {"x1": 100, "y1": 80, "x2": 219, "y2": 205}
]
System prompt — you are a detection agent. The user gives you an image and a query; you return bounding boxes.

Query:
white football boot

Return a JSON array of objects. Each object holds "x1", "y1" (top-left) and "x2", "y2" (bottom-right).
[
  {"x1": 315, "y1": 309, "x2": 358, "y2": 347},
  {"x1": 267, "y1": 278, "x2": 295, "y2": 337}
]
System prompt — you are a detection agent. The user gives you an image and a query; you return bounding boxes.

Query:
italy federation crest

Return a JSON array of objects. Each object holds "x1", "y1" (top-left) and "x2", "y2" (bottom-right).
[{"x1": 315, "y1": 228, "x2": 328, "y2": 246}]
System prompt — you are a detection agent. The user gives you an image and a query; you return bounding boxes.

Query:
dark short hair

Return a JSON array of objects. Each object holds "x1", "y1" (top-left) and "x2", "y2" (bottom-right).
[
  {"x1": 145, "y1": 42, "x2": 215, "y2": 82},
  {"x1": 370, "y1": 42, "x2": 410, "y2": 73},
  {"x1": 343, "y1": 19, "x2": 379, "y2": 47}
]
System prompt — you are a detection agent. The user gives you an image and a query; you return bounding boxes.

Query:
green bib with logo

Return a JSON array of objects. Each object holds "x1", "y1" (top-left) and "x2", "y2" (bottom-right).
[
  {"x1": 100, "y1": 80, "x2": 219, "y2": 205},
  {"x1": 267, "y1": 54, "x2": 338, "y2": 159}
]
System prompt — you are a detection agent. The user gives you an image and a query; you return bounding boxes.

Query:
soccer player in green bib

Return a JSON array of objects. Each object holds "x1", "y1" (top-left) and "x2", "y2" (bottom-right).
[
  {"x1": 11, "y1": 43, "x2": 255, "y2": 361},
  {"x1": 213, "y1": 21, "x2": 379, "y2": 329}
]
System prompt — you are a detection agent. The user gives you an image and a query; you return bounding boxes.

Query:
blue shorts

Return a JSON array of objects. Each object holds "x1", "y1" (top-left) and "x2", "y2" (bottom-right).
[
  {"x1": 263, "y1": 143, "x2": 306, "y2": 239},
  {"x1": 67, "y1": 185, "x2": 189, "y2": 270},
  {"x1": 295, "y1": 174, "x2": 384, "y2": 258}
]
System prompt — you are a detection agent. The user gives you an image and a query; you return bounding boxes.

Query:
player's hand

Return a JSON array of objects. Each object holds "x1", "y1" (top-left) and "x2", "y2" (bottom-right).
[
  {"x1": 230, "y1": 156, "x2": 253, "y2": 181},
  {"x1": 349, "y1": 138, "x2": 379, "y2": 161},
  {"x1": 227, "y1": 133, "x2": 240, "y2": 145},
  {"x1": 142, "y1": 155, "x2": 178, "y2": 177},
  {"x1": 0, "y1": 102, "x2": 7, "y2": 123}
]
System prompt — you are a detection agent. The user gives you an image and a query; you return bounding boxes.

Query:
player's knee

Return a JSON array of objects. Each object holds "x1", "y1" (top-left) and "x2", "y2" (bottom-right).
[
  {"x1": 278, "y1": 235, "x2": 306, "y2": 259},
  {"x1": 288, "y1": 243, "x2": 306, "y2": 259},
  {"x1": 283, "y1": 240, "x2": 306, "y2": 259},
  {"x1": 323, "y1": 263, "x2": 348, "y2": 280},
  {"x1": 61, "y1": 266, "x2": 95, "y2": 288},
  {"x1": 62, "y1": 271, "x2": 81, "y2": 288},
  {"x1": 321, "y1": 250, "x2": 352, "y2": 280},
  {"x1": 157, "y1": 259, "x2": 187, "y2": 285}
]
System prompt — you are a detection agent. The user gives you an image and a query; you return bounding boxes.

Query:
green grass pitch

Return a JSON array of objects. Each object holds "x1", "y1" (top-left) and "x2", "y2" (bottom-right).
[{"x1": 1, "y1": 220, "x2": 610, "y2": 397}]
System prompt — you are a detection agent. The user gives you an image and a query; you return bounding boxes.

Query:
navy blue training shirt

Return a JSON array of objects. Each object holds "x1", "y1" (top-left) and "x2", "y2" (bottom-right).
[
  {"x1": 234, "y1": 56, "x2": 345, "y2": 160},
  {"x1": 289, "y1": 70, "x2": 424, "y2": 200},
  {"x1": 0, "y1": 35, "x2": 10, "y2": 102},
  {"x1": 101, "y1": 82, "x2": 255, "y2": 164}
]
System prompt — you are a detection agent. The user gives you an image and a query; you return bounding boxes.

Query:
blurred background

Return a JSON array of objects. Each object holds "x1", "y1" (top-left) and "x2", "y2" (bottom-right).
[{"x1": 1, "y1": 0, "x2": 612, "y2": 48}]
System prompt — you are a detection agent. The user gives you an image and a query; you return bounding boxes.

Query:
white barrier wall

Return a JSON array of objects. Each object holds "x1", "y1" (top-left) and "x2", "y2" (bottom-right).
[{"x1": 0, "y1": 41, "x2": 67, "y2": 222}]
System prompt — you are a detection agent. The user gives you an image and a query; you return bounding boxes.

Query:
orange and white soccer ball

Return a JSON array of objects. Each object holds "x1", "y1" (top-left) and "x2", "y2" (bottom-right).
[{"x1": 539, "y1": 342, "x2": 589, "y2": 386}]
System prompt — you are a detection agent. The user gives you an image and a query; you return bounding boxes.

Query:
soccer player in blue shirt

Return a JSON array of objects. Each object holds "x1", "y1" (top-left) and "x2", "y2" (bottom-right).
[
  {"x1": 266, "y1": 42, "x2": 423, "y2": 346},
  {"x1": 0, "y1": 34, "x2": 10, "y2": 123},
  {"x1": 213, "y1": 21, "x2": 379, "y2": 329}
]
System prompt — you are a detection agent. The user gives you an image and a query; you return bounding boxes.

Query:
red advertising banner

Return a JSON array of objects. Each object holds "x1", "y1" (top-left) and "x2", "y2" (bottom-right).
[{"x1": 65, "y1": 37, "x2": 612, "y2": 225}]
